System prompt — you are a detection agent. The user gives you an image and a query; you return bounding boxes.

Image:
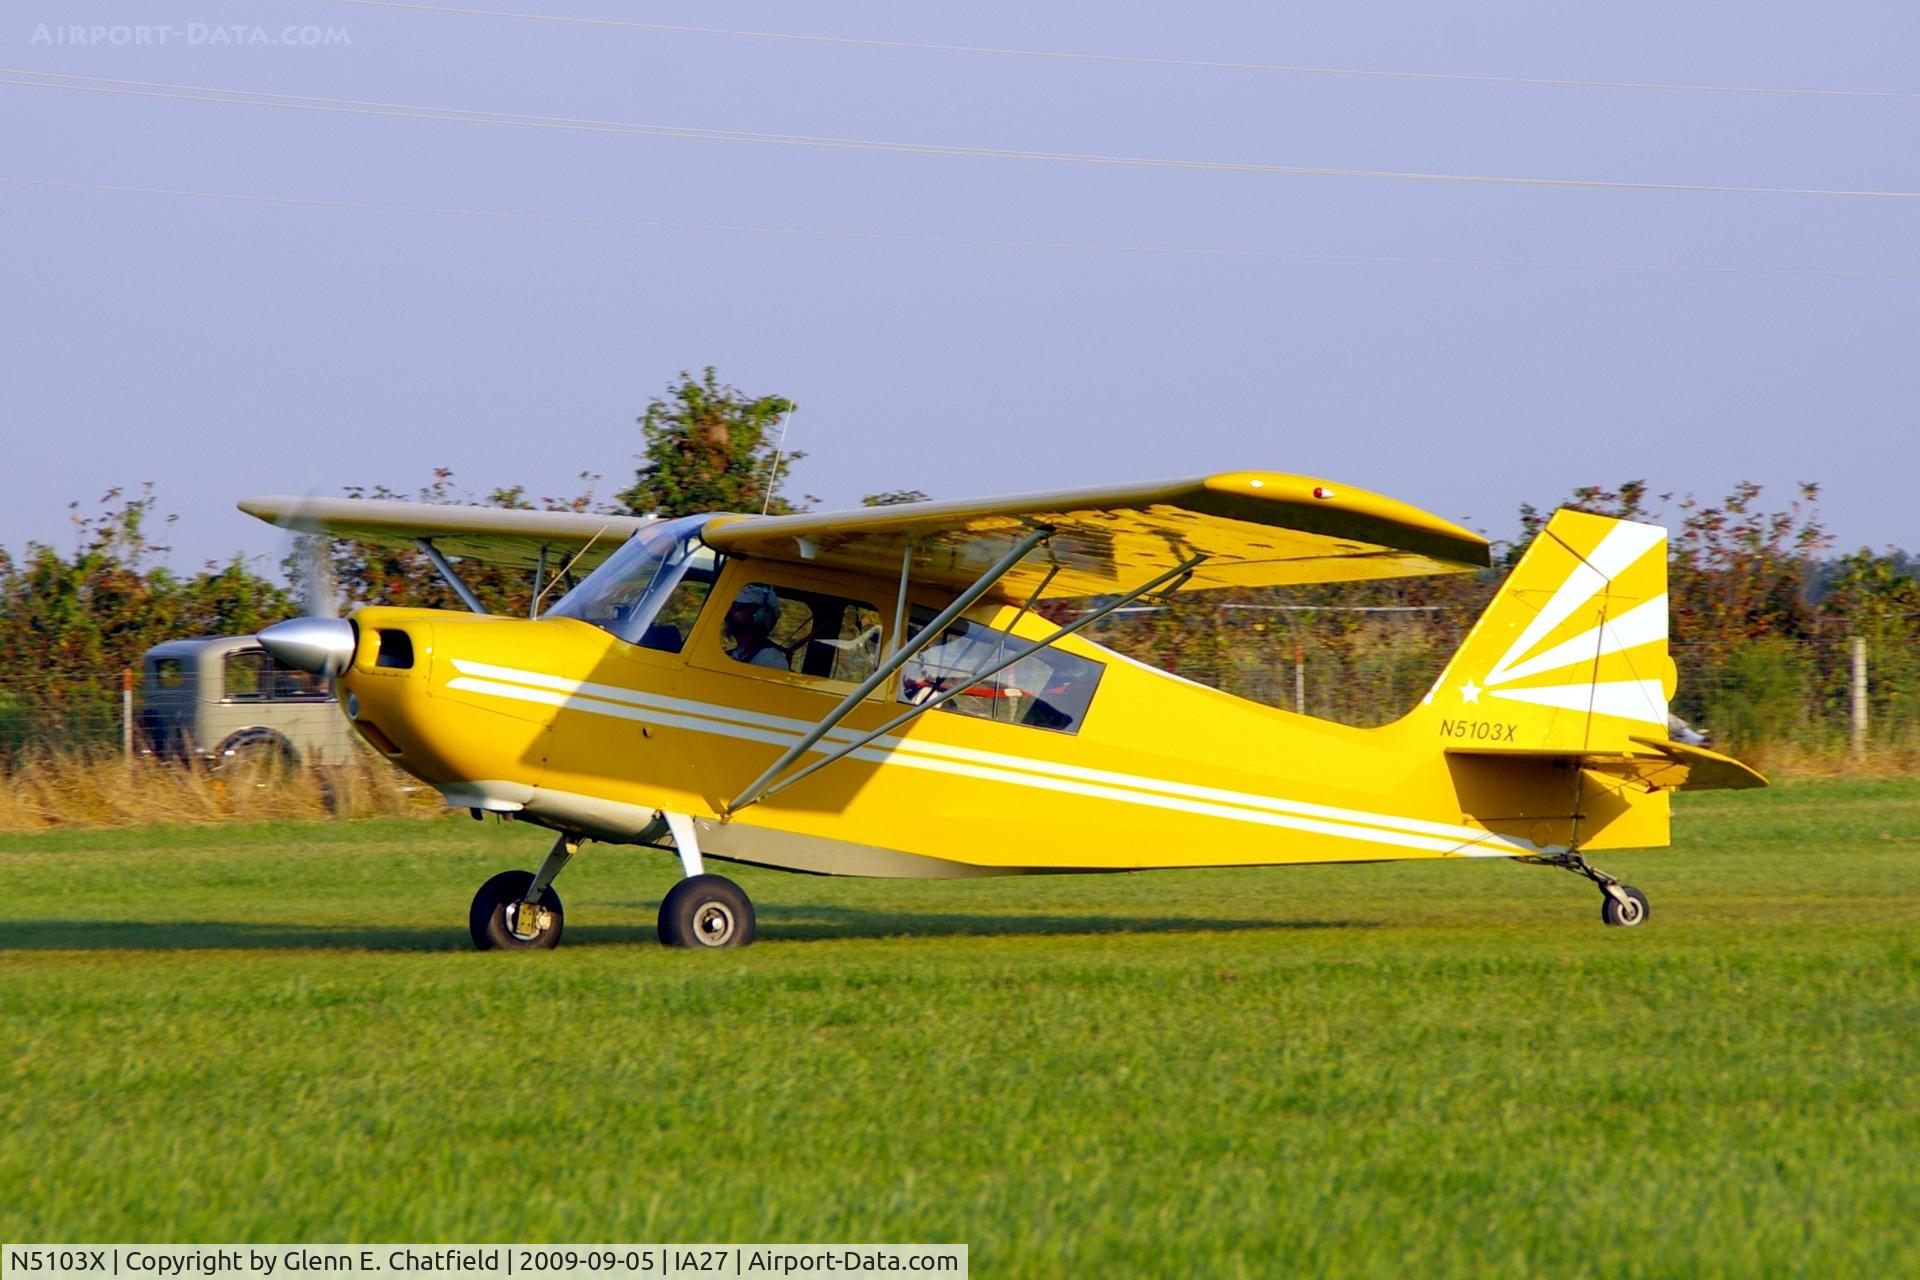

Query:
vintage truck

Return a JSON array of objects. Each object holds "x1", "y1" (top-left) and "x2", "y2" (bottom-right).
[{"x1": 138, "y1": 634, "x2": 358, "y2": 768}]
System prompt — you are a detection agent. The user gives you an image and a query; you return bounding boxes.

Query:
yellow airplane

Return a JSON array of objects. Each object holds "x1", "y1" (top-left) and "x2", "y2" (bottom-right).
[{"x1": 243, "y1": 473, "x2": 1765, "y2": 951}]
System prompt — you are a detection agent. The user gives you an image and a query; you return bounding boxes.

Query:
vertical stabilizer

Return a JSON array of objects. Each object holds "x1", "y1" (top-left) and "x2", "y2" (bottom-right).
[{"x1": 1411, "y1": 509, "x2": 1671, "y2": 755}]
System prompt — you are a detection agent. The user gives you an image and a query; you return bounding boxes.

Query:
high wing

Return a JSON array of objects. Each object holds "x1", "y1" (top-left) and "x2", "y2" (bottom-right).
[
  {"x1": 237, "y1": 496, "x2": 654, "y2": 574},
  {"x1": 702, "y1": 472, "x2": 1490, "y2": 599}
]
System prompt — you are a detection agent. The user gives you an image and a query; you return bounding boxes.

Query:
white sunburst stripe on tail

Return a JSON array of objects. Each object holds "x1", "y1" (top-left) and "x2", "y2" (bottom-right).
[
  {"x1": 1490, "y1": 678, "x2": 1668, "y2": 725},
  {"x1": 447, "y1": 658, "x2": 1557, "y2": 857},
  {"x1": 1489, "y1": 593, "x2": 1667, "y2": 688},
  {"x1": 1485, "y1": 520, "x2": 1665, "y2": 687}
]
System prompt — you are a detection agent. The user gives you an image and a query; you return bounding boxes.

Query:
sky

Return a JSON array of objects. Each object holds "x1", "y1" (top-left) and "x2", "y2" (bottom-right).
[{"x1": 4, "y1": 1, "x2": 1918, "y2": 576}]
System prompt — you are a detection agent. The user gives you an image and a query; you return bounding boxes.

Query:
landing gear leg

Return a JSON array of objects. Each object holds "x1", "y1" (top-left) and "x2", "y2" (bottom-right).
[
  {"x1": 468, "y1": 833, "x2": 576, "y2": 951},
  {"x1": 521, "y1": 834, "x2": 577, "y2": 916},
  {"x1": 656, "y1": 812, "x2": 756, "y2": 949},
  {"x1": 662, "y1": 811, "x2": 705, "y2": 880},
  {"x1": 1535, "y1": 853, "x2": 1649, "y2": 928}
]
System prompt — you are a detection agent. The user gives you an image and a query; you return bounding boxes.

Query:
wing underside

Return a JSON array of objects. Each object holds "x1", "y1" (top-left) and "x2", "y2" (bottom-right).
[
  {"x1": 702, "y1": 472, "x2": 1490, "y2": 599},
  {"x1": 237, "y1": 496, "x2": 655, "y2": 574},
  {"x1": 243, "y1": 473, "x2": 1488, "y2": 599}
]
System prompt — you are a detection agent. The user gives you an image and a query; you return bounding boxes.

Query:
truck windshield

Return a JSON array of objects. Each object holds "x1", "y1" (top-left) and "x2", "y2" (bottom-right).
[{"x1": 544, "y1": 515, "x2": 719, "y2": 649}]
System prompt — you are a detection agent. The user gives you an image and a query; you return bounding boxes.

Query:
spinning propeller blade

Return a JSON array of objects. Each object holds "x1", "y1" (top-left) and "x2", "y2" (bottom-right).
[{"x1": 258, "y1": 494, "x2": 355, "y2": 675}]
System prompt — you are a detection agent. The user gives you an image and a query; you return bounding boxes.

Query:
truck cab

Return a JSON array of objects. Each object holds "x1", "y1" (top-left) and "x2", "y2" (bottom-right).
[{"x1": 139, "y1": 634, "x2": 358, "y2": 768}]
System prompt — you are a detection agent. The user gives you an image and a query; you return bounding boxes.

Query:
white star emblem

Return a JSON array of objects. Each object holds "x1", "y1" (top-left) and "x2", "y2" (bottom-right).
[{"x1": 1460, "y1": 679, "x2": 1482, "y2": 704}]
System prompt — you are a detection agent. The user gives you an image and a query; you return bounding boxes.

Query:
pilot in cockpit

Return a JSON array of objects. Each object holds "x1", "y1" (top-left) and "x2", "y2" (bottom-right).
[{"x1": 723, "y1": 584, "x2": 791, "y2": 671}]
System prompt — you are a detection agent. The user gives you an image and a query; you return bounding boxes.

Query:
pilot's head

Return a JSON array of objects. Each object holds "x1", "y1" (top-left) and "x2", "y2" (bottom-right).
[{"x1": 725, "y1": 584, "x2": 781, "y2": 640}]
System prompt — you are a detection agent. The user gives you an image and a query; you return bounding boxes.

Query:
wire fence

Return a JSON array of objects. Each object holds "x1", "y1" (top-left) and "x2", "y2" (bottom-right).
[
  {"x1": 0, "y1": 693, "x2": 123, "y2": 757},
  {"x1": 3, "y1": 635, "x2": 1914, "y2": 769},
  {"x1": 1113, "y1": 633, "x2": 1917, "y2": 757}
]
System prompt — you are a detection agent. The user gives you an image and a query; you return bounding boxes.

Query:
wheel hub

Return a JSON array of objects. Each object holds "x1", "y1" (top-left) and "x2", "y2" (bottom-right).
[
  {"x1": 506, "y1": 901, "x2": 552, "y2": 940},
  {"x1": 693, "y1": 902, "x2": 736, "y2": 946}
]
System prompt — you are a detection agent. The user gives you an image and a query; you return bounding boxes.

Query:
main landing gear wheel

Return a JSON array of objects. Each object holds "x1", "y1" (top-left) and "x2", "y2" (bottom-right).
[
  {"x1": 469, "y1": 869, "x2": 565, "y2": 951},
  {"x1": 658, "y1": 874, "x2": 756, "y2": 949},
  {"x1": 1601, "y1": 885, "x2": 1650, "y2": 928}
]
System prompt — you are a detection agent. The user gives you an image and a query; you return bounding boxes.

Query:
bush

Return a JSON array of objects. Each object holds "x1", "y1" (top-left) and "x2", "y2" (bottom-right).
[{"x1": 1700, "y1": 638, "x2": 1817, "y2": 754}]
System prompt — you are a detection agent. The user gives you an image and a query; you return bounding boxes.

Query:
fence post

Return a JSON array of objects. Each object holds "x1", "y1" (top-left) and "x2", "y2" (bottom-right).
[
  {"x1": 1293, "y1": 640, "x2": 1305, "y2": 715},
  {"x1": 121, "y1": 667, "x2": 134, "y2": 762},
  {"x1": 1850, "y1": 636, "x2": 1868, "y2": 761}
]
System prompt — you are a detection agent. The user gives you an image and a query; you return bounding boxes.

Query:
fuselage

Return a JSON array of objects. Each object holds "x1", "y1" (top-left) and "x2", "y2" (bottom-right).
[{"x1": 335, "y1": 554, "x2": 1659, "y2": 878}]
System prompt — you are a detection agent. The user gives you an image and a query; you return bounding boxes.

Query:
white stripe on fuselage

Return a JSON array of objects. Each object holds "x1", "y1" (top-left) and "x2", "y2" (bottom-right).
[{"x1": 445, "y1": 658, "x2": 1560, "y2": 859}]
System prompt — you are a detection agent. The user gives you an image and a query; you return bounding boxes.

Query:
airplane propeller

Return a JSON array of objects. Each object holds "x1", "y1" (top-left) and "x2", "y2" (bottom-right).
[
  {"x1": 257, "y1": 498, "x2": 357, "y2": 676},
  {"x1": 294, "y1": 528, "x2": 339, "y2": 620}
]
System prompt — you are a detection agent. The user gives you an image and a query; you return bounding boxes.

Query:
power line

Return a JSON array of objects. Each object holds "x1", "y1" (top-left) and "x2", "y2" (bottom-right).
[
  {"x1": 6, "y1": 69, "x2": 1919, "y2": 201},
  {"x1": 8, "y1": 176, "x2": 1918, "y2": 282},
  {"x1": 322, "y1": 0, "x2": 1920, "y2": 104}
]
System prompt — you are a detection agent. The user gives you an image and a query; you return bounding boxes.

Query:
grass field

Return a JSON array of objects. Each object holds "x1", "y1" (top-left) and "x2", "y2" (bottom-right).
[{"x1": 3, "y1": 781, "x2": 1917, "y2": 1277}]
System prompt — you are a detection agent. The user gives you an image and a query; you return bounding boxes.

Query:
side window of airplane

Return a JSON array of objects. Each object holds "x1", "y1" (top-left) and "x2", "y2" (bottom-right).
[
  {"x1": 722, "y1": 582, "x2": 884, "y2": 683},
  {"x1": 898, "y1": 606, "x2": 1103, "y2": 733}
]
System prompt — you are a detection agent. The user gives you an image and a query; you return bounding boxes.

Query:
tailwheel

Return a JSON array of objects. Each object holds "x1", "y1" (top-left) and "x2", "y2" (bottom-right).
[
  {"x1": 1528, "y1": 854, "x2": 1651, "y2": 929},
  {"x1": 1600, "y1": 884, "x2": 1650, "y2": 928},
  {"x1": 659, "y1": 874, "x2": 756, "y2": 949},
  {"x1": 469, "y1": 869, "x2": 565, "y2": 951}
]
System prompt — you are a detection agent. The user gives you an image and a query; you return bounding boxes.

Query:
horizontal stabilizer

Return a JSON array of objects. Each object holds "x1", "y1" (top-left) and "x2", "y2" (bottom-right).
[
  {"x1": 1446, "y1": 737, "x2": 1767, "y2": 792},
  {"x1": 1628, "y1": 737, "x2": 1769, "y2": 791}
]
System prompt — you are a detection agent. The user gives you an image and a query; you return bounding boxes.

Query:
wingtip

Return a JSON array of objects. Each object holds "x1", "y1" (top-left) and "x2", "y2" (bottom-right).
[{"x1": 1203, "y1": 471, "x2": 1492, "y2": 566}]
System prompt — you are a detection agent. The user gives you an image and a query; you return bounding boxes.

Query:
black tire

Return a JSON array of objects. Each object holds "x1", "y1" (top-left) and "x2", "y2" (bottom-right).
[
  {"x1": 658, "y1": 875, "x2": 756, "y2": 949},
  {"x1": 214, "y1": 729, "x2": 299, "y2": 779},
  {"x1": 469, "y1": 869, "x2": 564, "y2": 951},
  {"x1": 1600, "y1": 885, "x2": 1649, "y2": 928}
]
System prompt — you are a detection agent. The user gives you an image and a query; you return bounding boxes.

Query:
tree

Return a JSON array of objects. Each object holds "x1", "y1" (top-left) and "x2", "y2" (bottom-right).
[
  {"x1": 319, "y1": 469, "x2": 607, "y2": 615},
  {"x1": 617, "y1": 368, "x2": 800, "y2": 518},
  {"x1": 0, "y1": 486, "x2": 293, "y2": 754},
  {"x1": 861, "y1": 489, "x2": 930, "y2": 507},
  {"x1": 1511, "y1": 480, "x2": 1655, "y2": 569},
  {"x1": 1816, "y1": 550, "x2": 1920, "y2": 639},
  {"x1": 1667, "y1": 481, "x2": 1828, "y2": 644},
  {"x1": 1514, "y1": 479, "x2": 1830, "y2": 642}
]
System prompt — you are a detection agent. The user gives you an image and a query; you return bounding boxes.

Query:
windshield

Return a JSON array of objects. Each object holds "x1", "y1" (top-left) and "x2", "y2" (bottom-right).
[{"x1": 544, "y1": 516, "x2": 719, "y2": 648}]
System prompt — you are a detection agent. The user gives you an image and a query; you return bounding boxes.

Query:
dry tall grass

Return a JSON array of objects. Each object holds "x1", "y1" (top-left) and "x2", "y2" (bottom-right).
[
  {"x1": 0, "y1": 749, "x2": 442, "y2": 832},
  {"x1": 3, "y1": 738, "x2": 1911, "y2": 834},
  {"x1": 1747, "y1": 738, "x2": 1920, "y2": 781}
]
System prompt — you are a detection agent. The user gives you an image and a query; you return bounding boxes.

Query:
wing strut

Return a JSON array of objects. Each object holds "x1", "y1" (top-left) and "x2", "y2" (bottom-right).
[
  {"x1": 726, "y1": 551, "x2": 1207, "y2": 815},
  {"x1": 416, "y1": 538, "x2": 489, "y2": 614},
  {"x1": 885, "y1": 536, "x2": 914, "y2": 661},
  {"x1": 725, "y1": 528, "x2": 1052, "y2": 815},
  {"x1": 529, "y1": 544, "x2": 548, "y2": 619}
]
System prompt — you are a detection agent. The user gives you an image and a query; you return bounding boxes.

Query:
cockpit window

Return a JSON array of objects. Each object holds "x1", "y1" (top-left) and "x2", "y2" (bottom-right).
[
  {"x1": 720, "y1": 583, "x2": 883, "y2": 680},
  {"x1": 899, "y1": 605, "x2": 1103, "y2": 733},
  {"x1": 544, "y1": 516, "x2": 722, "y2": 649},
  {"x1": 638, "y1": 543, "x2": 723, "y2": 653}
]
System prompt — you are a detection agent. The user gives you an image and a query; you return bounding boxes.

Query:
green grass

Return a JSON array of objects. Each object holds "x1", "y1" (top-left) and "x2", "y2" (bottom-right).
[{"x1": 3, "y1": 782, "x2": 1917, "y2": 1277}]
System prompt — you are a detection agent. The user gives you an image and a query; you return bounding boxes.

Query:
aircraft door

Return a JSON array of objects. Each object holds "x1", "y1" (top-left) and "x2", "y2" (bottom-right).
[
  {"x1": 681, "y1": 565, "x2": 893, "y2": 807},
  {"x1": 538, "y1": 552, "x2": 727, "y2": 820}
]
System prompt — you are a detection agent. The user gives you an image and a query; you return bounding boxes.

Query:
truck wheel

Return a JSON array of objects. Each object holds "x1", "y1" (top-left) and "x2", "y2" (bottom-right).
[{"x1": 214, "y1": 729, "x2": 299, "y2": 780}]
